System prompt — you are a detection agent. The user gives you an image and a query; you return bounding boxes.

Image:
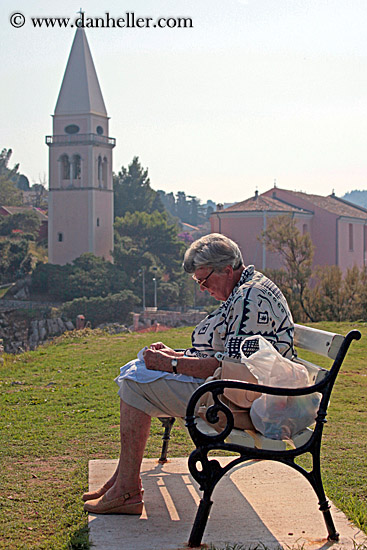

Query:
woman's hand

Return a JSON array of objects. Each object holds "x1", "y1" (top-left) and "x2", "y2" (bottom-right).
[
  {"x1": 143, "y1": 348, "x2": 172, "y2": 372},
  {"x1": 148, "y1": 342, "x2": 172, "y2": 352}
]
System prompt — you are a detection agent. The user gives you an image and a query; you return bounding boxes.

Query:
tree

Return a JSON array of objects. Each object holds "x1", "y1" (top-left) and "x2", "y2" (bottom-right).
[
  {"x1": 0, "y1": 174, "x2": 23, "y2": 206},
  {"x1": 309, "y1": 264, "x2": 366, "y2": 322},
  {"x1": 113, "y1": 156, "x2": 164, "y2": 218},
  {"x1": 0, "y1": 148, "x2": 19, "y2": 178},
  {"x1": 31, "y1": 253, "x2": 130, "y2": 302},
  {"x1": 0, "y1": 210, "x2": 41, "y2": 237},
  {"x1": 158, "y1": 190, "x2": 209, "y2": 226},
  {"x1": 261, "y1": 215, "x2": 315, "y2": 321},
  {"x1": 176, "y1": 191, "x2": 191, "y2": 222},
  {"x1": 0, "y1": 149, "x2": 24, "y2": 206},
  {"x1": 17, "y1": 175, "x2": 30, "y2": 191},
  {"x1": 0, "y1": 239, "x2": 31, "y2": 283},
  {"x1": 157, "y1": 190, "x2": 177, "y2": 217},
  {"x1": 114, "y1": 211, "x2": 185, "y2": 274},
  {"x1": 61, "y1": 290, "x2": 139, "y2": 327},
  {"x1": 114, "y1": 210, "x2": 187, "y2": 307},
  {"x1": 31, "y1": 183, "x2": 48, "y2": 209}
]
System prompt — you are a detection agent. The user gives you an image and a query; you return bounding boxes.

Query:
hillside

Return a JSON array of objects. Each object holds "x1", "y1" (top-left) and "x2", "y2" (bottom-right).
[{"x1": 342, "y1": 189, "x2": 367, "y2": 209}]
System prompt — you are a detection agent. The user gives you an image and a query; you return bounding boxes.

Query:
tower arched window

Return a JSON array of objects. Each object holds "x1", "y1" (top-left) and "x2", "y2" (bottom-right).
[
  {"x1": 102, "y1": 156, "x2": 108, "y2": 188},
  {"x1": 60, "y1": 154, "x2": 70, "y2": 180},
  {"x1": 72, "y1": 154, "x2": 81, "y2": 180},
  {"x1": 97, "y1": 156, "x2": 103, "y2": 187}
]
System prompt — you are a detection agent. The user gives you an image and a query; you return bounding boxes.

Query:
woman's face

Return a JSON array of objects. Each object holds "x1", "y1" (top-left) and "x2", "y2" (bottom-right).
[{"x1": 193, "y1": 266, "x2": 235, "y2": 301}]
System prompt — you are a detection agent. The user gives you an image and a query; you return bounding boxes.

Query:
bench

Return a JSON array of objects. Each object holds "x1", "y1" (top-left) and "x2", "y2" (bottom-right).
[{"x1": 158, "y1": 324, "x2": 361, "y2": 547}]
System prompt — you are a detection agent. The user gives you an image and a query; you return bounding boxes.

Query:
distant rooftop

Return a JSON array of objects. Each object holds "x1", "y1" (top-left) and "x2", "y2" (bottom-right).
[
  {"x1": 220, "y1": 192, "x2": 310, "y2": 214},
  {"x1": 0, "y1": 206, "x2": 48, "y2": 221},
  {"x1": 282, "y1": 190, "x2": 367, "y2": 220},
  {"x1": 217, "y1": 187, "x2": 367, "y2": 220}
]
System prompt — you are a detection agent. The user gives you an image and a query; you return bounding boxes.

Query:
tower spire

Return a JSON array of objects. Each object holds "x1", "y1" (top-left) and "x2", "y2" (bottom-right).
[{"x1": 55, "y1": 28, "x2": 107, "y2": 116}]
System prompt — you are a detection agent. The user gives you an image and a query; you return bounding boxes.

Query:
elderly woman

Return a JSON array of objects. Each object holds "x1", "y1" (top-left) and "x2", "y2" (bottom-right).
[{"x1": 83, "y1": 233, "x2": 294, "y2": 515}]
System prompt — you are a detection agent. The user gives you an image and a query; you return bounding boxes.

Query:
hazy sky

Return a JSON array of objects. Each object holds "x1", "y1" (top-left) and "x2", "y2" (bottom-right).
[{"x1": 1, "y1": 0, "x2": 367, "y2": 204}]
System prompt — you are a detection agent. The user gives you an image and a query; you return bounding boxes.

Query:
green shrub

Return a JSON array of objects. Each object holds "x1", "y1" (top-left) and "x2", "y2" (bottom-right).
[
  {"x1": 61, "y1": 290, "x2": 140, "y2": 327},
  {"x1": 31, "y1": 253, "x2": 130, "y2": 301},
  {"x1": 0, "y1": 238, "x2": 30, "y2": 283}
]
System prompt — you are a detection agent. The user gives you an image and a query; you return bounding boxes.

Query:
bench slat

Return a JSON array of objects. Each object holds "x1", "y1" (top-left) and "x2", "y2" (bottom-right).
[{"x1": 294, "y1": 323, "x2": 344, "y2": 360}]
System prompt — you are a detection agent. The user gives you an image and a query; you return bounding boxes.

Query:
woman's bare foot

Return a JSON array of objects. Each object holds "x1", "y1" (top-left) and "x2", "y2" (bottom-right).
[
  {"x1": 84, "y1": 487, "x2": 144, "y2": 514},
  {"x1": 100, "y1": 484, "x2": 143, "y2": 506},
  {"x1": 82, "y1": 470, "x2": 143, "y2": 502}
]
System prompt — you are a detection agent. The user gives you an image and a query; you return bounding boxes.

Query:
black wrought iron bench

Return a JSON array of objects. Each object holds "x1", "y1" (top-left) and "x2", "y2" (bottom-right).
[{"x1": 158, "y1": 324, "x2": 361, "y2": 547}]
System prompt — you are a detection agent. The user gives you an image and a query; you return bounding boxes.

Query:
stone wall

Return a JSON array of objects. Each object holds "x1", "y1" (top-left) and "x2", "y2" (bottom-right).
[
  {"x1": 0, "y1": 299, "x2": 60, "y2": 312},
  {"x1": 0, "y1": 306, "x2": 208, "y2": 354},
  {"x1": 0, "y1": 311, "x2": 74, "y2": 354},
  {"x1": 140, "y1": 309, "x2": 208, "y2": 328}
]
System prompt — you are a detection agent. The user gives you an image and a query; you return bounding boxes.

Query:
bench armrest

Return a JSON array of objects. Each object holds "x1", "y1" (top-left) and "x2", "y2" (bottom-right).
[{"x1": 185, "y1": 377, "x2": 327, "y2": 445}]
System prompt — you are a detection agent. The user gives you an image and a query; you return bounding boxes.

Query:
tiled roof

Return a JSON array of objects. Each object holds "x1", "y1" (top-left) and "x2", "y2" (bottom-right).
[
  {"x1": 0, "y1": 206, "x2": 48, "y2": 221},
  {"x1": 279, "y1": 190, "x2": 367, "y2": 220},
  {"x1": 221, "y1": 194, "x2": 310, "y2": 214},
  {"x1": 219, "y1": 188, "x2": 367, "y2": 220}
]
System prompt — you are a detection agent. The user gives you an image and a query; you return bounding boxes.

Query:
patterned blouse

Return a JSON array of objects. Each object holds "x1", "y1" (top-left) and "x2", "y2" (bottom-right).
[{"x1": 186, "y1": 265, "x2": 294, "y2": 359}]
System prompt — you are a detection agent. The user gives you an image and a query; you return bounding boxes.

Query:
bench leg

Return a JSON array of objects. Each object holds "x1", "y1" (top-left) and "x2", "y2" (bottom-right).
[
  {"x1": 188, "y1": 496, "x2": 213, "y2": 548},
  {"x1": 309, "y1": 456, "x2": 339, "y2": 541},
  {"x1": 319, "y1": 500, "x2": 339, "y2": 541},
  {"x1": 158, "y1": 417, "x2": 175, "y2": 463}
]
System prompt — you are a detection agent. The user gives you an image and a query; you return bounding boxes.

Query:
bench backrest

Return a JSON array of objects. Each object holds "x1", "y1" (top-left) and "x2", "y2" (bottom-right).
[
  {"x1": 294, "y1": 324, "x2": 344, "y2": 360},
  {"x1": 293, "y1": 324, "x2": 346, "y2": 384}
]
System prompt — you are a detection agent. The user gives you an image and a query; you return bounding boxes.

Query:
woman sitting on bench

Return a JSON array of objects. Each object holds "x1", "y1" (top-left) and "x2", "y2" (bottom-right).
[{"x1": 83, "y1": 233, "x2": 294, "y2": 515}]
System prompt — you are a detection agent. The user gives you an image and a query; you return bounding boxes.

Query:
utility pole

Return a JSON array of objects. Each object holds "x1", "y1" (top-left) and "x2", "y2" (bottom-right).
[
  {"x1": 152, "y1": 266, "x2": 158, "y2": 309},
  {"x1": 139, "y1": 267, "x2": 146, "y2": 311}
]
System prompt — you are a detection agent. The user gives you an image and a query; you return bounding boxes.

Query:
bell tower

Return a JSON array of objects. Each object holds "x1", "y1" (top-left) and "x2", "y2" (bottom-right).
[{"x1": 46, "y1": 28, "x2": 115, "y2": 265}]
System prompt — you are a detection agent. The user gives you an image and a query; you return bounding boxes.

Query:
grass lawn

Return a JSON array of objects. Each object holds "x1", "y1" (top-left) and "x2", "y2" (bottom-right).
[{"x1": 0, "y1": 322, "x2": 366, "y2": 549}]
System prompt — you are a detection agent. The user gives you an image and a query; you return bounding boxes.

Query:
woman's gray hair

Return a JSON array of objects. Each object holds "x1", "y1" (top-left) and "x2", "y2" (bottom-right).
[{"x1": 183, "y1": 233, "x2": 243, "y2": 273}]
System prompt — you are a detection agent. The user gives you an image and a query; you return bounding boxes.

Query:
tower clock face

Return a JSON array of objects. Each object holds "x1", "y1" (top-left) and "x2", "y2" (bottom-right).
[
  {"x1": 96, "y1": 125, "x2": 104, "y2": 135},
  {"x1": 65, "y1": 124, "x2": 80, "y2": 134}
]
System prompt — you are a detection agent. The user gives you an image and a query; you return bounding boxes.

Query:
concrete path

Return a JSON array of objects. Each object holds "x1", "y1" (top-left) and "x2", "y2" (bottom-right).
[{"x1": 87, "y1": 458, "x2": 366, "y2": 550}]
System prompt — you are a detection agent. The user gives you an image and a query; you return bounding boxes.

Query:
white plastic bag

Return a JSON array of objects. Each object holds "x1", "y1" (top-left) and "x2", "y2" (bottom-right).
[{"x1": 241, "y1": 336, "x2": 321, "y2": 440}]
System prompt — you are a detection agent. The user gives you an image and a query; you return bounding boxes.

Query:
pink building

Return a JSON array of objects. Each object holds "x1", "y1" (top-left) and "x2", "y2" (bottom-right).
[{"x1": 210, "y1": 187, "x2": 367, "y2": 273}]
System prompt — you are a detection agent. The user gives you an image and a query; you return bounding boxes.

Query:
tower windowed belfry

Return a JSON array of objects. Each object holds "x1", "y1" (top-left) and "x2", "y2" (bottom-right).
[{"x1": 46, "y1": 28, "x2": 115, "y2": 265}]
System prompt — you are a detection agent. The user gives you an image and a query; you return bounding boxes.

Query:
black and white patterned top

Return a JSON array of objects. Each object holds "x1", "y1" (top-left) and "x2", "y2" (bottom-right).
[{"x1": 186, "y1": 265, "x2": 294, "y2": 360}]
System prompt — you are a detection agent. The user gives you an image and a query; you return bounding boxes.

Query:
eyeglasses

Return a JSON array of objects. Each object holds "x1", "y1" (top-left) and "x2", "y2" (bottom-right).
[{"x1": 192, "y1": 269, "x2": 215, "y2": 287}]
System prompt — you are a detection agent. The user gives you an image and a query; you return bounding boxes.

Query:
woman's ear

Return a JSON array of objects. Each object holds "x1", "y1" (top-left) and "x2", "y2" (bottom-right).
[{"x1": 224, "y1": 265, "x2": 234, "y2": 276}]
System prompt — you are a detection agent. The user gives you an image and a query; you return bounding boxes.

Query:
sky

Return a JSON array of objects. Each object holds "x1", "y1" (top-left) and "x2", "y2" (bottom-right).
[{"x1": 1, "y1": 0, "x2": 367, "y2": 204}]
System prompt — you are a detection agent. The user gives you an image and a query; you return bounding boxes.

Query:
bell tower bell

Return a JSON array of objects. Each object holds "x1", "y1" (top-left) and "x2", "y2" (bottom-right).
[{"x1": 46, "y1": 28, "x2": 115, "y2": 265}]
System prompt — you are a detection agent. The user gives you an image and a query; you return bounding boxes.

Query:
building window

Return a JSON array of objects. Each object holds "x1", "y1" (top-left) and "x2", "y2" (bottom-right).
[
  {"x1": 72, "y1": 154, "x2": 81, "y2": 179},
  {"x1": 102, "y1": 157, "x2": 108, "y2": 188},
  {"x1": 98, "y1": 155, "x2": 102, "y2": 187},
  {"x1": 349, "y1": 223, "x2": 353, "y2": 251},
  {"x1": 65, "y1": 124, "x2": 80, "y2": 134},
  {"x1": 302, "y1": 224, "x2": 308, "y2": 235},
  {"x1": 58, "y1": 232, "x2": 63, "y2": 242},
  {"x1": 60, "y1": 154, "x2": 70, "y2": 180},
  {"x1": 97, "y1": 156, "x2": 108, "y2": 188},
  {"x1": 97, "y1": 218, "x2": 100, "y2": 227}
]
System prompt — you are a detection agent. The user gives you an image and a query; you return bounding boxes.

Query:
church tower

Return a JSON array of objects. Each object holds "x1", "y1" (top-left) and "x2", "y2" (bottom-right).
[{"x1": 46, "y1": 28, "x2": 115, "y2": 265}]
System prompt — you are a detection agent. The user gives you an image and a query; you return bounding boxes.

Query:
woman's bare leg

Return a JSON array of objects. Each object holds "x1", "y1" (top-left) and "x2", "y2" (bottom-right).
[{"x1": 85, "y1": 399, "x2": 151, "y2": 507}]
